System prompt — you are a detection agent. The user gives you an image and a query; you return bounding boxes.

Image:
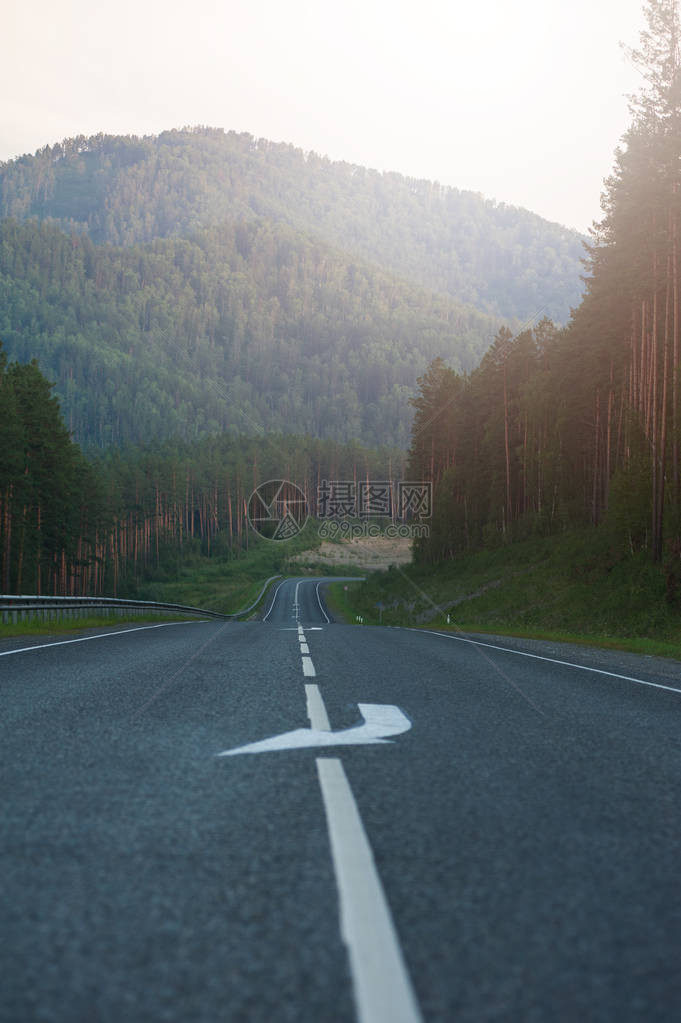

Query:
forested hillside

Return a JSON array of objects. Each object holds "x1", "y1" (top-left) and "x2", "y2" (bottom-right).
[
  {"x1": 409, "y1": 0, "x2": 681, "y2": 575},
  {"x1": 0, "y1": 341, "x2": 403, "y2": 596},
  {"x1": 3, "y1": 0, "x2": 680, "y2": 621},
  {"x1": 0, "y1": 127, "x2": 584, "y2": 323},
  {"x1": 0, "y1": 217, "x2": 498, "y2": 448}
]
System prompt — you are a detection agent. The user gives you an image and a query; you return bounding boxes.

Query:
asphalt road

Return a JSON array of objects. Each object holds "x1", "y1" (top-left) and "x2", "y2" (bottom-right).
[{"x1": 2, "y1": 577, "x2": 681, "y2": 1022}]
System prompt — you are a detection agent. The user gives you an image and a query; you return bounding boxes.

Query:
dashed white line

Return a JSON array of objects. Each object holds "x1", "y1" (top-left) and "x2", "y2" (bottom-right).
[
  {"x1": 305, "y1": 683, "x2": 331, "y2": 731},
  {"x1": 316, "y1": 758, "x2": 422, "y2": 1023},
  {"x1": 302, "y1": 655, "x2": 316, "y2": 677},
  {"x1": 262, "y1": 599, "x2": 422, "y2": 1020},
  {"x1": 306, "y1": 681, "x2": 421, "y2": 1020}
]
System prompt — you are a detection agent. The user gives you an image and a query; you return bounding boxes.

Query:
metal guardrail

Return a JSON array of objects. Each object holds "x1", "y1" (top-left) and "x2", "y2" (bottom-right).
[{"x1": 0, "y1": 575, "x2": 282, "y2": 626}]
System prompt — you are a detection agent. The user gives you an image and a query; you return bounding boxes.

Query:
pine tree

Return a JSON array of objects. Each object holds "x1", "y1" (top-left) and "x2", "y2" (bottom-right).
[{"x1": 576, "y1": 0, "x2": 681, "y2": 558}]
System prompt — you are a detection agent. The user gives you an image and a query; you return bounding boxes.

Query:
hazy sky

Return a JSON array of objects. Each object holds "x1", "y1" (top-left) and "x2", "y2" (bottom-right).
[{"x1": 3, "y1": 0, "x2": 648, "y2": 232}]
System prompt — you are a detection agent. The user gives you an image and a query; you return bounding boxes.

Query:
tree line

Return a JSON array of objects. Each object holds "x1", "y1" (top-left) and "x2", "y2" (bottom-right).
[
  {"x1": 0, "y1": 343, "x2": 105, "y2": 594},
  {"x1": 0, "y1": 344, "x2": 404, "y2": 595},
  {"x1": 408, "y1": 0, "x2": 681, "y2": 572}
]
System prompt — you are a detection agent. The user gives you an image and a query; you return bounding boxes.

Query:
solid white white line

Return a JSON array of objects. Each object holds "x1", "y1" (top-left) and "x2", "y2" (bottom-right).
[
  {"x1": 262, "y1": 578, "x2": 288, "y2": 622},
  {"x1": 302, "y1": 655, "x2": 316, "y2": 677},
  {"x1": 315, "y1": 582, "x2": 331, "y2": 623},
  {"x1": 300, "y1": 642, "x2": 310, "y2": 655},
  {"x1": 316, "y1": 758, "x2": 422, "y2": 1023},
  {"x1": 408, "y1": 629, "x2": 681, "y2": 695},
  {"x1": 294, "y1": 581, "x2": 301, "y2": 622},
  {"x1": 305, "y1": 683, "x2": 331, "y2": 731},
  {"x1": 0, "y1": 620, "x2": 207, "y2": 658}
]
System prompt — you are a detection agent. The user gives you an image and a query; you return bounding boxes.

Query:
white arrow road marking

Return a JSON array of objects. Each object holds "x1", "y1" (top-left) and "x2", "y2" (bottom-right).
[{"x1": 216, "y1": 704, "x2": 411, "y2": 756}]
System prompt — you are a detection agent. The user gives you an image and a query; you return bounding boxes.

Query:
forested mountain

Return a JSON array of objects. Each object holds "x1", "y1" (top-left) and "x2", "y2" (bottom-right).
[
  {"x1": 0, "y1": 126, "x2": 587, "y2": 451},
  {"x1": 0, "y1": 127, "x2": 585, "y2": 323},
  {"x1": 0, "y1": 217, "x2": 499, "y2": 448},
  {"x1": 408, "y1": 0, "x2": 681, "y2": 571}
]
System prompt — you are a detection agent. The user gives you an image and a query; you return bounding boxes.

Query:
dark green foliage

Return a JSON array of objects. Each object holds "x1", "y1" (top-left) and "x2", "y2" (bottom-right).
[
  {"x1": 0, "y1": 343, "x2": 106, "y2": 593},
  {"x1": 0, "y1": 344, "x2": 406, "y2": 596},
  {"x1": 0, "y1": 128, "x2": 585, "y2": 323},
  {"x1": 93, "y1": 431, "x2": 405, "y2": 597},
  {"x1": 0, "y1": 217, "x2": 499, "y2": 449},
  {"x1": 408, "y1": 318, "x2": 578, "y2": 562}
]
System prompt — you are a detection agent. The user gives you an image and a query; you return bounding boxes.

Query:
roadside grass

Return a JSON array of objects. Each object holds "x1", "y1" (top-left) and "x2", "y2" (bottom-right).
[
  {"x1": 133, "y1": 521, "x2": 368, "y2": 616},
  {"x1": 291, "y1": 559, "x2": 367, "y2": 577},
  {"x1": 133, "y1": 555, "x2": 277, "y2": 617},
  {"x1": 130, "y1": 521, "x2": 324, "y2": 614},
  {"x1": 324, "y1": 580, "x2": 367, "y2": 623},
  {"x1": 329, "y1": 530, "x2": 681, "y2": 659}
]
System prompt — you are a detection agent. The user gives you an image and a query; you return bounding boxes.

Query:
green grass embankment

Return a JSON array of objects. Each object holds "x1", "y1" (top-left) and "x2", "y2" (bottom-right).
[
  {"x1": 127, "y1": 523, "x2": 323, "y2": 616},
  {"x1": 325, "y1": 530, "x2": 681, "y2": 659}
]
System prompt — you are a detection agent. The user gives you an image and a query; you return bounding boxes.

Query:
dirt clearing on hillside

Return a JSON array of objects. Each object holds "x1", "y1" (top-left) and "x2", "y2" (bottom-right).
[{"x1": 289, "y1": 535, "x2": 412, "y2": 572}]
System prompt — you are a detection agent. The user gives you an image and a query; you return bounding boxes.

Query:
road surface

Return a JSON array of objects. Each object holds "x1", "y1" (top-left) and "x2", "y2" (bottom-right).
[{"x1": 2, "y1": 576, "x2": 681, "y2": 1021}]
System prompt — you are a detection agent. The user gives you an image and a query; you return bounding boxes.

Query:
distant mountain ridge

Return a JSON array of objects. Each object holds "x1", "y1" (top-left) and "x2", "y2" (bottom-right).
[{"x1": 0, "y1": 127, "x2": 586, "y2": 324}]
